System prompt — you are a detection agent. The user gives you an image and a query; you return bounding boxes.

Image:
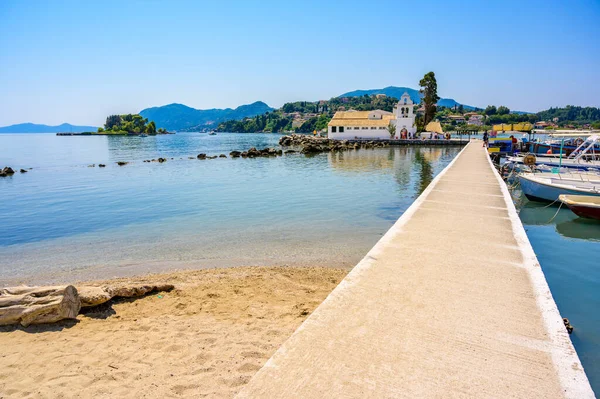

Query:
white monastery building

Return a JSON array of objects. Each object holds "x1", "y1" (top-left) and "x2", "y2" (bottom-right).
[{"x1": 328, "y1": 92, "x2": 416, "y2": 140}]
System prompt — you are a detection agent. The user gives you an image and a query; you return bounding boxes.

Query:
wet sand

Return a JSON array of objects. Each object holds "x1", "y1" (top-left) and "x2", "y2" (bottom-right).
[{"x1": 0, "y1": 266, "x2": 347, "y2": 398}]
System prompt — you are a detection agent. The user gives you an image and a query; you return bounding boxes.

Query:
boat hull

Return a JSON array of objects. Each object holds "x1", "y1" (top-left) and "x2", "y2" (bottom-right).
[
  {"x1": 559, "y1": 195, "x2": 600, "y2": 220},
  {"x1": 518, "y1": 175, "x2": 600, "y2": 202},
  {"x1": 566, "y1": 204, "x2": 600, "y2": 220}
]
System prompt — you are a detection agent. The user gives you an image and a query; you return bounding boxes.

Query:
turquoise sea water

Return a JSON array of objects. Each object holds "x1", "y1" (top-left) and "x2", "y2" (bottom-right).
[
  {"x1": 0, "y1": 132, "x2": 598, "y2": 393},
  {"x1": 0, "y1": 133, "x2": 458, "y2": 286}
]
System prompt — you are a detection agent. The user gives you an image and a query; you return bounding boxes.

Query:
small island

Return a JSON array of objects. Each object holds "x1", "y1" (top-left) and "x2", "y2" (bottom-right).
[{"x1": 57, "y1": 114, "x2": 171, "y2": 136}]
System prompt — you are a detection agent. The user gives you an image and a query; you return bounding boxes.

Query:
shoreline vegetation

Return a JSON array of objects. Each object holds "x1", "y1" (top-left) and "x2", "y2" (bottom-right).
[
  {"x1": 214, "y1": 97, "x2": 600, "y2": 135},
  {"x1": 56, "y1": 114, "x2": 173, "y2": 136},
  {"x1": 58, "y1": 114, "x2": 172, "y2": 136},
  {"x1": 0, "y1": 266, "x2": 348, "y2": 398}
]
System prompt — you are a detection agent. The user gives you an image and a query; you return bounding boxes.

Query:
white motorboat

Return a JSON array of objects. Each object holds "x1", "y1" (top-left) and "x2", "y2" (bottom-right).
[
  {"x1": 508, "y1": 135, "x2": 600, "y2": 170},
  {"x1": 518, "y1": 173, "x2": 600, "y2": 202}
]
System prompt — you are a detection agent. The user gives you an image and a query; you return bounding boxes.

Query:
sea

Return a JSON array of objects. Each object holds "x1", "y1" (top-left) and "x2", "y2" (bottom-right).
[{"x1": 0, "y1": 132, "x2": 598, "y2": 393}]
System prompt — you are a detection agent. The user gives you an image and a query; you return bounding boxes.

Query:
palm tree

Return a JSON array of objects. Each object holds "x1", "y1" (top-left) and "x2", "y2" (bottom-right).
[{"x1": 388, "y1": 122, "x2": 397, "y2": 139}]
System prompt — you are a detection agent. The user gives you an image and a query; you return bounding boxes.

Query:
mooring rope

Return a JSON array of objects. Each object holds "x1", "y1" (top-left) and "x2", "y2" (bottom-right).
[{"x1": 546, "y1": 201, "x2": 564, "y2": 223}]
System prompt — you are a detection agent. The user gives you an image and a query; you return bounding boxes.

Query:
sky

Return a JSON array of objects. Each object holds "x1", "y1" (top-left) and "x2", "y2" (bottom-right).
[{"x1": 0, "y1": 0, "x2": 599, "y2": 126}]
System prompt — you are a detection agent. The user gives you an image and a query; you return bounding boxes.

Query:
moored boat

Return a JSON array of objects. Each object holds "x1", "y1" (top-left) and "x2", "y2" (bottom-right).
[
  {"x1": 508, "y1": 135, "x2": 600, "y2": 170},
  {"x1": 559, "y1": 194, "x2": 600, "y2": 220},
  {"x1": 518, "y1": 173, "x2": 600, "y2": 202}
]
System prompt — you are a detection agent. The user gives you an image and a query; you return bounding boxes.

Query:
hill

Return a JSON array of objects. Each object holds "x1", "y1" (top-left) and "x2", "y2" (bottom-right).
[
  {"x1": 338, "y1": 86, "x2": 476, "y2": 110},
  {"x1": 0, "y1": 123, "x2": 98, "y2": 133},
  {"x1": 139, "y1": 101, "x2": 274, "y2": 131}
]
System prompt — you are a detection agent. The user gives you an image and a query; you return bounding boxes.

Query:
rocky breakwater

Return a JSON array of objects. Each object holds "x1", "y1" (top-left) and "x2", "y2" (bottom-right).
[
  {"x1": 228, "y1": 147, "x2": 283, "y2": 158},
  {"x1": 278, "y1": 134, "x2": 389, "y2": 154}
]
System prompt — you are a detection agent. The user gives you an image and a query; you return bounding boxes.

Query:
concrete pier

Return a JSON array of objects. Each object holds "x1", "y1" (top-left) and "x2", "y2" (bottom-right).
[{"x1": 237, "y1": 141, "x2": 594, "y2": 398}]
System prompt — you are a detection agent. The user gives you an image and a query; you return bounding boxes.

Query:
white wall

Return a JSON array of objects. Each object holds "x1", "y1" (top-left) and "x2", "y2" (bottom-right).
[
  {"x1": 328, "y1": 126, "x2": 391, "y2": 140},
  {"x1": 392, "y1": 118, "x2": 416, "y2": 136}
]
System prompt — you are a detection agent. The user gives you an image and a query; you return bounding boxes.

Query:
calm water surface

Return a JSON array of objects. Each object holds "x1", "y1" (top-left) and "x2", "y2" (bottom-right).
[
  {"x1": 0, "y1": 132, "x2": 598, "y2": 393},
  {"x1": 0, "y1": 133, "x2": 457, "y2": 285},
  {"x1": 516, "y1": 197, "x2": 600, "y2": 393}
]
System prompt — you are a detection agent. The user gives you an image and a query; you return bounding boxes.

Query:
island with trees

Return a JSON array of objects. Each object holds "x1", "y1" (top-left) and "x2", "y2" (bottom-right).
[
  {"x1": 97, "y1": 114, "x2": 170, "y2": 135},
  {"x1": 57, "y1": 114, "x2": 170, "y2": 136}
]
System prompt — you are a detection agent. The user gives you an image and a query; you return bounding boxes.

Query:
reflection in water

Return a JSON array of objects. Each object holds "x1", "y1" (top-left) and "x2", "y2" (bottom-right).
[
  {"x1": 519, "y1": 201, "x2": 600, "y2": 241},
  {"x1": 556, "y1": 218, "x2": 600, "y2": 241},
  {"x1": 328, "y1": 146, "x2": 452, "y2": 196},
  {"x1": 413, "y1": 148, "x2": 434, "y2": 194}
]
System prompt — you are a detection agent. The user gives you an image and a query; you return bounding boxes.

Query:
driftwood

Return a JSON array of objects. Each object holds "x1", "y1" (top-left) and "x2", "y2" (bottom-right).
[
  {"x1": 0, "y1": 286, "x2": 81, "y2": 327},
  {"x1": 78, "y1": 284, "x2": 174, "y2": 308},
  {"x1": 0, "y1": 283, "x2": 174, "y2": 326}
]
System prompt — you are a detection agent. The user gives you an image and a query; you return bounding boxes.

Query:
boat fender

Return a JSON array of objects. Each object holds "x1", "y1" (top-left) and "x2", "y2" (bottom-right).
[{"x1": 523, "y1": 154, "x2": 537, "y2": 166}]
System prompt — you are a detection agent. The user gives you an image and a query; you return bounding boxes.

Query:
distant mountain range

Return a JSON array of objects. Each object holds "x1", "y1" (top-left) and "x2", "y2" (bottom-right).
[
  {"x1": 338, "y1": 86, "x2": 477, "y2": 110},
  {"x1": 0, "y1": 123, "x2": 98, "y2": 133},
  {"x1": 139, "y1": 101, "x2": 274, "y2": 131},
  {"x1": 0, "y1": 88, "x2": 497, "y2": 133}
]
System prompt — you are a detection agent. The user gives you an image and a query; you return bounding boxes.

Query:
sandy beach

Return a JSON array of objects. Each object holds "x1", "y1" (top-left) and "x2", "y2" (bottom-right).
[{"x1": 0, "y1": 266, "x2": 348, "y2": 398}]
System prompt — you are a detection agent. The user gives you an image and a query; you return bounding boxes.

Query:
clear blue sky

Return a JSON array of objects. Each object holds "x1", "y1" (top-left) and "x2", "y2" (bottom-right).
[{"x1": 1, "y1": 0, "x2": 599, "y2": 126}]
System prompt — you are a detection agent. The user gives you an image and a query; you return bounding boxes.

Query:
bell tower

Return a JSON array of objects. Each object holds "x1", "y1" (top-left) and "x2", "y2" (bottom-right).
[{"x1": 393, "y1": 92, "x2": 416, "y2": 136}]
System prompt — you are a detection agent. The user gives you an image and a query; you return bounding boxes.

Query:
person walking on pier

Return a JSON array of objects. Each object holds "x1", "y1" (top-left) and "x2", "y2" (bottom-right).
[{"x1": 483, "y1": 131, "x2": 489, "y2": 147}]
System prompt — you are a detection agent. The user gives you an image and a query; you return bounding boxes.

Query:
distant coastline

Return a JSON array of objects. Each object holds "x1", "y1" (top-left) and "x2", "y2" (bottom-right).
[{"x1": 56, "y1": 131, "x2": 174, "y2": 136}]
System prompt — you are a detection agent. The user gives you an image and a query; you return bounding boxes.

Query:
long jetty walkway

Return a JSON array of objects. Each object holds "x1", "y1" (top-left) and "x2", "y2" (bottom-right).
[{"x1": 238, "y1": 141, "x2": 594, "y2": 398}]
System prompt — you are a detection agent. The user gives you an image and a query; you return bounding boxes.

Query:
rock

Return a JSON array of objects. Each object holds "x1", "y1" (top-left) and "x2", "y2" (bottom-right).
[
  {"x1": 207, "y1": 156, "x2": 218, "y2": 159},
  {"x1": 246, "y1": 147, "x2": 261, "y2": 157},
  {"x1": 285, "y1": 150, "x2": 296, "y2": 154},
  {"x1": 563, "y1": 317, "x2": 574, "y2": 334},
  {"x1": 99, "y1": 164, "x2": 106, "y2": 168},
  {"x1": 0, "y1": 285, "x2": 81, "y2": 327},
  {"x1": 1, "y1": 167, "x2": 15, "y2": 177},
  {"x1": 219, "y1": 154, "x2": 227, "y2": 158},
  {"x1": 88, "y1": 164, "x2": 95, "y2": 167},
  {"x1": 158, "y1": 158, "x2": 167, "y2": 163},
  {"x1": 117, "y1": 161, "x2": 128, "y2": 166},
  {"x1": 197, "y1": 153, "x2": 207, "y2": 160},
  {"x1": 241, "y1": 152, "x2": 249, "y2": 158},
  {"x1": 19, "y1": 169, "x2": 28, "y2": 173},
  {"x1": 300, "y1": 144, "x2": 322, "y2": 154},
  {"x1": 230, "y1": 151, "x2": 241, "y2": 158},
  {"x1": 188, "y1": 157, "x2": 195, "y2": 159},
  {"x1": 279, "y1": 136, "x2": 292, "y2": 146}
]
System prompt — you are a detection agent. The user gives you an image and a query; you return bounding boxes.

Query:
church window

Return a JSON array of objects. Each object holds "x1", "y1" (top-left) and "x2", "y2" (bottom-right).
[
  {"x1": 331, "y1": 126, "x2": 337, "y2": 132},
  {"x1": 339, "y1": 126, "x2": 344, "y2": 132}
]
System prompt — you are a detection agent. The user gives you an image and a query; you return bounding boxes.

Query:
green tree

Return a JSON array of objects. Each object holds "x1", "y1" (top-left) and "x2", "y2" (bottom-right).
[
  {"x1": 458, "y1": 104, "x2": 464, "y2": 114},
  {"x1": 419, "y1": 72, "x2": 440, "y2": 130},
  {"x1": 388, "y1": 122, "x2": 396, "y2": 139},
  {"x1": 484, "y1": 105, "x2": 497, "y2": 115},
  {"x1": 145, "y1": 121, "x2": 156, "y2": 134},
  {"x1": 497, "y1": 106, "x2": 510, "y2": 115}
]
